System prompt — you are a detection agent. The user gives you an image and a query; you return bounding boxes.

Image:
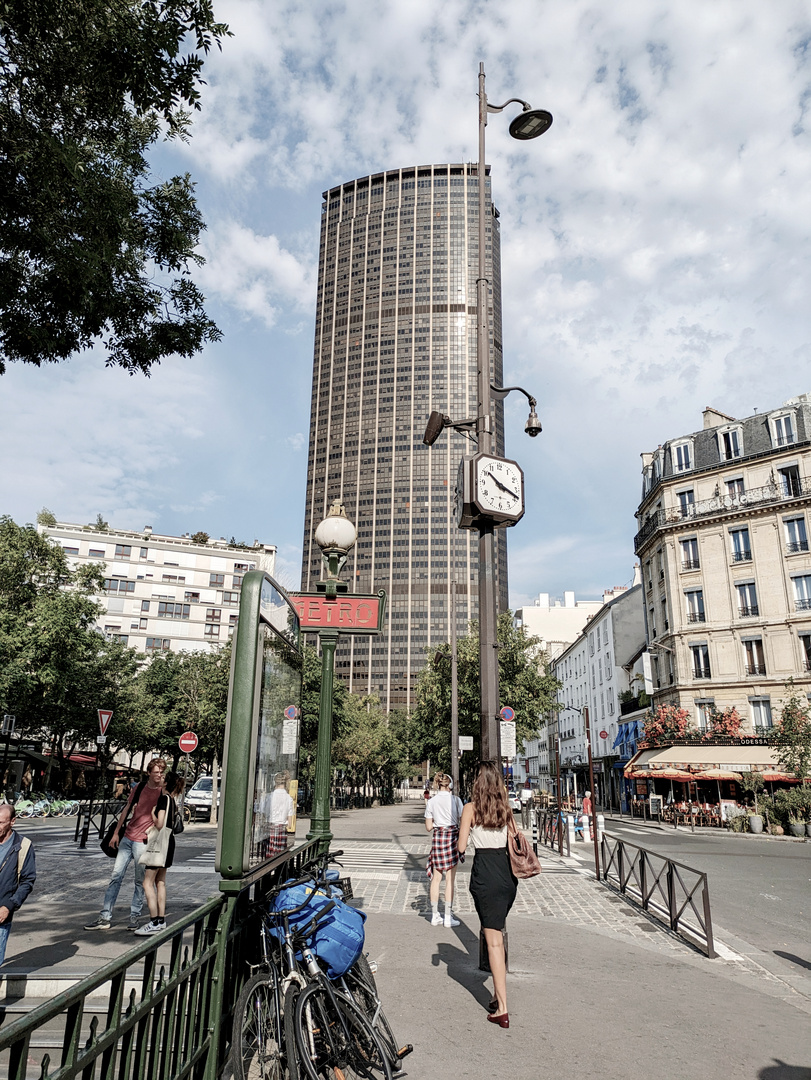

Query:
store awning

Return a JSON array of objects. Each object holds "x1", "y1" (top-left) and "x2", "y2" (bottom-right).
[{"x1": 624, "y1": 743, "x2": 798, "y2": 782}]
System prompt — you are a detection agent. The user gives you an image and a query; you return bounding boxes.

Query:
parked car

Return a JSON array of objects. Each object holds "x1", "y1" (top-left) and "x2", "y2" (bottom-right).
[
  {"x1": 508, "y1": 792, "x2": 521, "y2": 812},
  {"x1": 185, "y1": 776, "x2": 220, "y2": 819}
]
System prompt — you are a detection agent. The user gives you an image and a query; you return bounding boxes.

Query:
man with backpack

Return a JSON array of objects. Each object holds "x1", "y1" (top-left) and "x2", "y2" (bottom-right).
[
  {"x1": 0, "y1": 803, "x2": 36, "y2": 965},
  {"x1": 84, "y1": 758, "x2": 166, "y2": 931}
]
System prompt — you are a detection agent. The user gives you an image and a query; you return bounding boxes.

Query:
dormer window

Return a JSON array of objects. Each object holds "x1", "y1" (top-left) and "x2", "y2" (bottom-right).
[
  {"x1": 672, "y1": 440, "x2": 693, "y2": 473},
  {"x1": 718, "y1": 426, "x2": 743, "y2": 461},
  {"x1": 770, "y1": 412, "x2": 795, "y2": 448}
]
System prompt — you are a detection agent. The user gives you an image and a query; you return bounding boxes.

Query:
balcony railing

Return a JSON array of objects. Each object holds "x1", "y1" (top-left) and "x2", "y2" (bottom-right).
[
  {"x1": 738, "y1": 605, "x2": 759, "y2": 617},
  {"x1": 745, "y1": 664, "x2": 767, "y2": 676},
  {"x1": 786, "y1": 540, "x2": 809, "y2": 554},
  {"x1": 732, "y1": 549, "x2": 752, "y2": 562},
  {"x1": 686, "y1": 612, "x2": 706, "y2": 623},
  {"x1": 796, "y1": 598, "x2": 811, "y2": 611},
  {"x1": 681, "y1": 558, "x2": 700, "y2": 570},
  {"x1": 635, "y1": 475, "x2": 811, "y2": 553}
]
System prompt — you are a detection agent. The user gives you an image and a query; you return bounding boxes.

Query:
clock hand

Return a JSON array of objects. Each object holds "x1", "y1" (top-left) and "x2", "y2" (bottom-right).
[{"x1": 486, "y1": 471, "x2": 518, "y2": 499}]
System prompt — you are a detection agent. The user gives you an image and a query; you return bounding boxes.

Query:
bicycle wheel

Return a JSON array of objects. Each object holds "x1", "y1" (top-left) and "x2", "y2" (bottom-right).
[
  {"x1": 294, "y1": 981, "x2": 393, "y2": 1080},
  {"x1": 341, "y1": 958, "x2": 401, "y2": 1069},
  {"x1": 232, "y1": 970, "x2": 284, "y2": 1080}
]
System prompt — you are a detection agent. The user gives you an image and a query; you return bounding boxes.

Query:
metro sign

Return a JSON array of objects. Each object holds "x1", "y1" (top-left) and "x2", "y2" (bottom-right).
[{"x1": 288, "y1": 592, "x2": 386, "y2": 635}]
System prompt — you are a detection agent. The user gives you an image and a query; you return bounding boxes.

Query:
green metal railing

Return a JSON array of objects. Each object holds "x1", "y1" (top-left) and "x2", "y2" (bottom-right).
[{"x1": 0, "y1": 840, "x2": 321, "y2": 1080}]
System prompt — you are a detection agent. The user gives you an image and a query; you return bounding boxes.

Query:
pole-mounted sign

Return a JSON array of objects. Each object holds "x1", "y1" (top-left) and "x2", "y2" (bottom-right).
[
  {"x1": 98, "y1": 709, "x2": 113, "y2": 735},
  {"x1": 179, "y1": 731, "x2": 199, "y2": 754}
]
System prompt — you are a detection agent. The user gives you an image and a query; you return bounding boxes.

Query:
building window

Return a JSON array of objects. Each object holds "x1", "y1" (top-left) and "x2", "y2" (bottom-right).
[
  {"x1": 779, "y1": 464, "x2": 801, "y2": 498},
  {"x1": 678, "y1": 490, "x2": 695, "y2": 518},
  {"x1": 661, "y1": 598, "x2": 668, "y2": 632},
  {"x1": 145, "y1": 637, "x2": 171, "y2": 654},
  {"x1": 743, "y1": 639, "x2": 766, "y2": 676},
  {"x1": 233, "y1": 562, "x2": 253, "y2": 572},
  {"x1": 184, "y1": 591, "x2": 201, "y2": 603},
  {"x1": 232, "y1": 575, "x2": 243, "y2": 589},
  {"x1": 162, "y1": 574, "x2": 186, "y2": 584},
  {"x1": 206, "y1": 608, "x2": 221, "y2": 622},
  {"x1": 63, "y1": 546, "x2": 79, "y2": 556},
  {"x1": 750, "y1": 697, "x2": 772, "y2": 730},
  {"x1": 726, "y1": 477, "x2": 744, "y2": 501},
  {"x1": 140, "y1": 547, "x2": 149, "y2": 559},
  {"x1": 772, "y1": 413, "x2": 795, "y2": 447},
  {"x1": 222, "y1": 591, "x2": 240, "y2": 605},
  {"x1": 680, "y1": 538, "x2": 699, "y2": 570},
  {"x1": 685, "y1": 589, "x2": 705, "y2": 623},
  {"x1": 695, "y1": 699, "x2": 715, "y2": 730},
  {"x1": 209, "y1": 573, "x2": 225, "y2": 587},
  {"x1": 718, "y1": 427, "x2": 742, "y2": 460},
  {"x1": 114, "y1": 544, "x2": 132, "y2": 558},
  {"x1": 673, "y1": 441, "x2": 692, "y2": 473},
  {"x1": 800, "y1": 634, "x2": 811, "y2": 672},
  {"x1": 690, "y1": 644, "x2": 711, "y2": 679},
  {"x1": 784, "y1": 516, "x2": 809, "y2": 555},
  {"x1": 141, "y1": 600, "x2": 150, "y2": 612},
  {"x1": 648, "y1": 607, "x2": 656, "y2": 638},
  {"x1": 103, "y1": 578, "x2": 135, "y2": 594},
  {"x1": 204, "y1": 623, "x2": 220, "y2": 637},
  {"x1": 139, "y1": 617, "x2": 148, "y2": 629},
  {"x1": 89, "y1": 548, "x2": 105, "y2": 558},
  {"x1": 730, "y1": 527, "x2": 751, "y2": 563},
  {"x1": 792, "y1": 574, "x2": 811, "y2": 611},
  {"x1": 735, "y1": 582, "x2": 759, "y2": 617},
  {"x1": 157, "y1": 602, "x2": 190, "y2": 619}
]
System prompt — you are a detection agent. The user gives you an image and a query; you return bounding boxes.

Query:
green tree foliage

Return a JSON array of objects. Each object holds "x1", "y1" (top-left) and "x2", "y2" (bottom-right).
[
  {"x1": 0, "y1": 516, "x2": 141, "y2": 778},
  {"x1": 333, "y1": 694, "x2": 410, "y2": 798},
  {"x1": 771, "y1": 683, "x2": 811, "y2": 783},
  {"x1": 36, "y1": 507, "x2": 56, "y2": 526},
  {"x1": 0, "y1": 0, "x2": 228, "y2": 374},
  {"x1": 412, "y1": 612, "x2": 560, "y2": 778}
]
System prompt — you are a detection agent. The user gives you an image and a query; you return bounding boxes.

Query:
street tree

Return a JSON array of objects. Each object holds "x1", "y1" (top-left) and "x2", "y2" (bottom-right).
[
  {"x1": 771, "y1": 683, "x2": 811, "y2": 783},
  {"x1": 0, "y1": 0, "x2": 228, "y2": 374},
  {"x1": 412, "y1": 612, "x2": 560, "y2": 781}
]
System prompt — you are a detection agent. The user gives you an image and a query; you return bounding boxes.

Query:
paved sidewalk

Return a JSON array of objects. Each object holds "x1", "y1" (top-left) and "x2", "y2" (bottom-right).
[{"x1": 1, "y1": 805, "x2": 809, "y2": 1079}]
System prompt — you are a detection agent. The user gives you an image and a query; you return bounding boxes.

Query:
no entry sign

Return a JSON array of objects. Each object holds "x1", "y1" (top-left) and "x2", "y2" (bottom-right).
[{"x1": 179, "y1": 731, "x2": 199, "y2": 753}]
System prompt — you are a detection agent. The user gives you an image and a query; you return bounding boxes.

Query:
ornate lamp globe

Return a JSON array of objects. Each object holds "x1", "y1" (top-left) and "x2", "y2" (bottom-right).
[{"x1": 314, "y1": 501, "x2": 357, "y2": 554}]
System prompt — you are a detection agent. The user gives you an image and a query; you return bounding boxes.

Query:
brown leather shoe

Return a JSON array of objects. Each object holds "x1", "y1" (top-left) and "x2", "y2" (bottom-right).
[{"x1": 487, "y1": 1012, "x2": 509, "y2": 1029}]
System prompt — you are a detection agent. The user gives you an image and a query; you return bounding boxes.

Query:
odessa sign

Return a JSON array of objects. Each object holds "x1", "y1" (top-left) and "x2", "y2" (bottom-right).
[
  {"x1": 179, "y1": 731, "x2": 199, "y2": 753},
  {"x1": 288, "y1": 592, "x2": 386, "y2": 635}
]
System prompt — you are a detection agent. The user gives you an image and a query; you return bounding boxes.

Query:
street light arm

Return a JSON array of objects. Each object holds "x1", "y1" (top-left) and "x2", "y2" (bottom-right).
[
  {"x1": 487, "y1": 97, "x2": 532, "y2": 114},
  {"x1": 490, "y1": 383, "x2": 537, "y2": 410}
]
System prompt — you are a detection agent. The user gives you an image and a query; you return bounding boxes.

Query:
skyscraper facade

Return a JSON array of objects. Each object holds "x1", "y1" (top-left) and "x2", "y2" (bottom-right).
[{"x1": 300, "y1": 164, "x2": 509, "y2": 709}]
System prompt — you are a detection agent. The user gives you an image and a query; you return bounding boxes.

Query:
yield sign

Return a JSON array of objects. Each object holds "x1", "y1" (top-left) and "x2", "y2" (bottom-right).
[{"x1": 98, "y1": 709, "x2": 113, "y2": 735}]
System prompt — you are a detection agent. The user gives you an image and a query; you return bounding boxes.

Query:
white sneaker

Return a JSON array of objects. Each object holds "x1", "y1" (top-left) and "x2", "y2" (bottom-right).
[
  {"x1": 444, "y1": 913, "x2": 460, "y2": 928},
  {"x1": 430, "y1": 911, "x2": 443, "y2": 926},
  {"x1": 134, "y1": 920, "x2": 163, "y2": 936}
]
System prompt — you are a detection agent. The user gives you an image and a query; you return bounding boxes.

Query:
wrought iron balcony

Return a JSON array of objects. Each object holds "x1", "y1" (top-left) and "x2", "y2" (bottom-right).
[
  {"x1": 796, "y1": 598, "x2": 811, "y2": 611},
  {"x1": 732, "y1": 549, "x2": 752, "y2": 562},
  {"x1": 681, "y1": 558, "x2": 700, "y2": 570},
  {"x1": 745, "y1": 664, "x2": 767, "y2": 676},
  {"x1": 692, "y1": 666, "x2": 711, "y2": 679},
  {"x1": 786, "y1": 540, "x2": 809, "y2": 554},
  {"x1": 738, "y1": 605, "x2": 759, "y2": 617},
  {"x1": 635, "y1": 475, "x2": 811, "y2": 553},
  {"x1": 686, "y1": 612, "x2": 706, "y2": 623}
]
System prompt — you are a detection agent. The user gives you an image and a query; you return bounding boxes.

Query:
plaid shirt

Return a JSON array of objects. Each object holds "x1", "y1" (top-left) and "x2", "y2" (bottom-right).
[{"x1": 427, "y1": 826, "x2": 461, "y2": 877}]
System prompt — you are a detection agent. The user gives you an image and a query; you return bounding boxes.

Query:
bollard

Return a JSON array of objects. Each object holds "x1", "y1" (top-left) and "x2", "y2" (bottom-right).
[
  {"x1": 74, "y1": 808, "x2": 83, "y2": 843},
  {"x1": 566, "y1": 814, "x2": 576, "y2": 849},
  {"x1": 580, "y1": 814, "x2": 591, "y2": 842},
  {"x1": 595, "y1": 813, "x2": 605, "y2": 843},
  {"x1": 531, "y1": 807, "x2": 539, "y2": 854}
]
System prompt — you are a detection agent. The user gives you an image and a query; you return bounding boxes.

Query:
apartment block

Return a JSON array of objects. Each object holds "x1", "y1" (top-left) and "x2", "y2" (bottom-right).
[
  {"x1": 38, "y1": 521, "x2": 276, "y2": 654},
  {"x1": 634, "y1": 395, "x2": 811, "y2": 730}
]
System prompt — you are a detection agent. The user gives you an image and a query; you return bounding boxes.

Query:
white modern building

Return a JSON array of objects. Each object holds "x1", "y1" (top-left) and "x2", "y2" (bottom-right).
[
  {"x1": 38, "y1": 521, "x2": 276, "y2": 654},
  {"x1": 514, "y1": 591, "x2": 604, "y2": 663}
]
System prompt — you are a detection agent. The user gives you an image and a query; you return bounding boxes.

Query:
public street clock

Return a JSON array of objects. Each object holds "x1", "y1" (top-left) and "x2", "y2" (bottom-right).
[{"x1": 456, "y1": 453, "x2": 526, "y2": 529}]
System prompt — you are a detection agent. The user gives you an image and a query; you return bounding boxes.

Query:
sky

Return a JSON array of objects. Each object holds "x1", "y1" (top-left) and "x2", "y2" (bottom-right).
[{"x1": 1, "y1": 0, "x2": 810, "y2": 608}]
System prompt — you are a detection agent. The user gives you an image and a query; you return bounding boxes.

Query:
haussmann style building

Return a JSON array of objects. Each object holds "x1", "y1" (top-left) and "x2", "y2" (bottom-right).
[{"x1": 300, "y1": 165, "x2": 510, "y2": 709}]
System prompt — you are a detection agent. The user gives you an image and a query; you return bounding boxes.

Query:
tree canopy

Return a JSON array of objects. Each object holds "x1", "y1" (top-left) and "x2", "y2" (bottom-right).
[
  {"x1": 412, "y1": 611, "x2": 560, "y2": 779},
  {"x1": 0, "y1": 0, "x2": 228, "y2": 374},
  {"x1": 771, "y1": 683, "x2": 811, "y2": 782}
]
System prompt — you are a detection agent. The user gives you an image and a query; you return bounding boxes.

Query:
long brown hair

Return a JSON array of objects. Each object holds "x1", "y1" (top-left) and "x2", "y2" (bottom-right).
[{"x1": 471, "y1": 761, "x2": 510, "y2": 829}]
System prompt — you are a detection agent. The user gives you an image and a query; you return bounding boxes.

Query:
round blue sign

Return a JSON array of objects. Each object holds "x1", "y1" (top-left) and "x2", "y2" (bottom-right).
[{"x1": 500, "y1": 706, "x2": 515, "y2": 722}]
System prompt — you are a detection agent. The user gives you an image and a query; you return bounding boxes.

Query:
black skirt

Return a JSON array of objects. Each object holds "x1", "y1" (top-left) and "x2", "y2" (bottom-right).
[{"x1": 469, "y1": 847, "x2": 518, "y2": 930}]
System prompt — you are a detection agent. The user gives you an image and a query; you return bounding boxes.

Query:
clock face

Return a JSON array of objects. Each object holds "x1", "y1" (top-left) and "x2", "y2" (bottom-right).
[{"x1": 475, "y1": 456, "x2": 524, "y2": 518}]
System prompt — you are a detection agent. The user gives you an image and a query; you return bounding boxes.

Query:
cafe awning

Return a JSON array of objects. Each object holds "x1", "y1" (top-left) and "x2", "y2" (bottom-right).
[{"x1": 624, "y1": 744, "x2": 798, "y2": 782}]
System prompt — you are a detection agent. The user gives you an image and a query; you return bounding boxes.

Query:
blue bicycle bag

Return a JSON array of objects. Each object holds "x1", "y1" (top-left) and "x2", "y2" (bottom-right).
[{"x1": 269, "y1": 883, "x2": 366, "y2": 978}]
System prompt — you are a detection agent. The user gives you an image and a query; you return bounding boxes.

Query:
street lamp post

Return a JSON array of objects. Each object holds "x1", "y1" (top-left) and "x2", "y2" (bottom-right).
[
  {"x1": 476, "y1": 64, "x2": 551, "y2": 760},
  {"x1": 306, "y1": 501, "x2": 357, "y2": 847}
]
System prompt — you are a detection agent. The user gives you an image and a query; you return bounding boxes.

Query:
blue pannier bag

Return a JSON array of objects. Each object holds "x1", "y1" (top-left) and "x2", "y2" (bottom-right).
[{"x1": 270, "y1": 883, "x2": 366, "y2": 978}]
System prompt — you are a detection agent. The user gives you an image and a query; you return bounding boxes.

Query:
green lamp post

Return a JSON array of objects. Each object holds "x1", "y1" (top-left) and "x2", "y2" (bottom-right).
[{"x1": 307, "y1": 500, "x2": 357, "y2": 846}]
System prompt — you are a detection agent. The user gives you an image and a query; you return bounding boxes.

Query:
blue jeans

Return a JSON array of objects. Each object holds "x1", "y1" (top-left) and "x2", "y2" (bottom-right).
[
  {"x1": 0, "y1": 924, "x2": 9, "y2": 966},
  {"x1": 101, "y1": 836, "x2": 147, "y2": 920}
]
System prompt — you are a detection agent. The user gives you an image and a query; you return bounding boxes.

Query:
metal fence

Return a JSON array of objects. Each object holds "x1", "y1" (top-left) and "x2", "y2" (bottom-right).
[
  {"x1": 534, "y1": 808, "x2": 570, "y2": 857},
  {"x1": 600, "y1": 832, "x2": 715, "y2": 957},
  {"x1": 0, "y1": 839, "x2": 321, "y2": 1080}
]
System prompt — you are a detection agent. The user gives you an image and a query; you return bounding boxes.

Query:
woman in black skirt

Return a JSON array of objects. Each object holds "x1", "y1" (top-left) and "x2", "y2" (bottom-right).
[{"x1": 458, "y1": 760, "x2": 518, "y2": 1029}]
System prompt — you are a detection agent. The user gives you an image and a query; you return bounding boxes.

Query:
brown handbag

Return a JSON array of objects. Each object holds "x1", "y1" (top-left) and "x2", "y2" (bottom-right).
[{"x1": 507, "y1": 816, "x2": 542, "y2": 879}]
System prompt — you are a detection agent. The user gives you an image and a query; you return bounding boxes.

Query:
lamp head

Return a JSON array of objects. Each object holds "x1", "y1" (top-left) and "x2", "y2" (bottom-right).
[
  {"x1": 509, "y1": 107, "x2": 553, "y2": 141},
  {"x1": 423, "y1": 411, "x2": 448, "y2": 446},
  {"x1": 525, "y1": 406, "x2": 542, "y2": 438},
  {"x1": 314, "y1": 500, "x2": 357, "y2": 554}
]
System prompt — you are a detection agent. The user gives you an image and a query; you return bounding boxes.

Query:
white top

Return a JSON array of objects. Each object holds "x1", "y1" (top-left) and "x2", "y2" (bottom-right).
[
  {"x1": 469, "y1": 824, "x2": 508, "y2": 849},
  {"x1": 268, "y1": 788, "x2": 294, "y2": 825},
  {"x1": 425, "y1": 791, "x2": 463, "y2": 828}
]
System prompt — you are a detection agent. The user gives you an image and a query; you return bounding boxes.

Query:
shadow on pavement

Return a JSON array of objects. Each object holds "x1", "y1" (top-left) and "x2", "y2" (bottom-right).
[
  {"x1": 430, "y1": 919, "x2": 492, "y2": 1012},
  {"x1": 1, "y1": 940, "x2": 80, "y2": 972},
  {"x1": 757, "y1": 1061, "x2": 811, "y2": 1079},
  {"x1": 773, "y1": 950, "x2": 811, "y2": 972}
]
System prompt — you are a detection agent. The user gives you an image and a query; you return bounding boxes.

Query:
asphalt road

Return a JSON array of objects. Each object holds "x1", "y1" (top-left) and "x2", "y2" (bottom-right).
[{"x1": 600, "y1": 817, "x2": 811, "y2": 976}]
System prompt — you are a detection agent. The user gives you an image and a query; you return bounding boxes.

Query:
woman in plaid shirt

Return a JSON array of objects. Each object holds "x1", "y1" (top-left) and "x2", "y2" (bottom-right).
[{"x1": 425, "y1": 773, "x2": 464, "y2": 927}]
